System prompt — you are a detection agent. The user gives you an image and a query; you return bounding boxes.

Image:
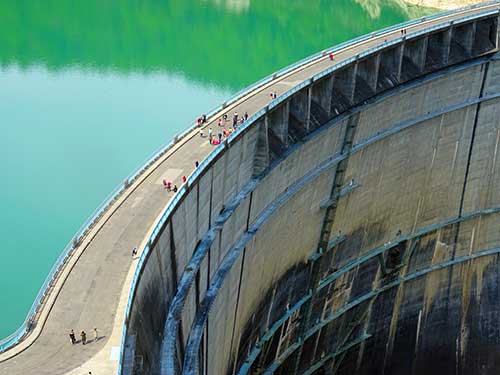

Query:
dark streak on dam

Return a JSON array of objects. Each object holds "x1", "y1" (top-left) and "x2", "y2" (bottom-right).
[{"x1": 121, "y1": 9, "x2": 500, "y2": 375}]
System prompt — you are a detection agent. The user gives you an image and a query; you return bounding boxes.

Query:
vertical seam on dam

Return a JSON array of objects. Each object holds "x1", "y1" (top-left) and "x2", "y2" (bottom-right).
[
  {"x1": 458, "y1": 62, "x2": 489, "y2": 220},
  {"x1": 228, "y1": 191, "x2": 254, "y2": 373}
]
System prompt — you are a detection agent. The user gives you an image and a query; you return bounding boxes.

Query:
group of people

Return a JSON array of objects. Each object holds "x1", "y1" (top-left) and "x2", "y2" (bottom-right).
[
  {"x1": 162, "y1": 179, "x2": 179, "y2": 192},
  {"x1": 161, "y1": 160, "x2": 200, "y2": 194},
  {"x1": 199, "y1": 111, "x2": 249, "y2": 145},
  {"x1": 69, "y1": 328, "x2": 98, "y2": 345}
]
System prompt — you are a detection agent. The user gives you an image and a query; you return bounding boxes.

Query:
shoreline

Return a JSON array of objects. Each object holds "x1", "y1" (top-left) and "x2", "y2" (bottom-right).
[{"x1": 403, "y1": 0, "x2": 484, "y2": 10}]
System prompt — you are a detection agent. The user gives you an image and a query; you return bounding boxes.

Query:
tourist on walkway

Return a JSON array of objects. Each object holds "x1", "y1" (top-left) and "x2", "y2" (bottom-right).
[
  {"x1": 202, "y1": 114, "x2": 207, "y2": 123},
  {"x1": 182, "y1": 176, "x2": 187, "y2": 184},
  {"x1": 81, "y1": 331, "x2": 87, "y2": 345},
  {"x1": 329, "y1": 53, "x2": 334, "y2": 61},
  {"x1": 218, "y1": 133, "x2": 222, "y2": 142},
  {"x1": 93, "y1": 328, "x2": 99, "y2": 342},
  {"x1": 173, "y1": 185, "x2": 178, "y2": 193},
  {"x1": 162, "y1": 179, "x2": 167, "y2": 189},
  {"x1": 195, "y1": 161, "x2": 199, "y2": 168},
  {"x1": 208, "y1": 128, "x2": 213, "y2": 141},
  {"x1": 218, "y1": 118, "x2": 222, "y2": 127},
  {"x1": 132, "y1": 247, "x2": 138, "y2": 257},
  {"x1": 223, "y1": 113, "x2": 228, "y2": 122},
  {"x1": 233, "y1": 112, "x2": 238, "y2": 126},
  {"x1": 199, "y1": 128, "x2": 204, "y2": 138},
  {"x1": 244, "y1": 112, "x2": 248, "y2": 121},
  {"x1": 166, "y1": 181, "x2": 172, "y2": 192},
  {"x1": 69, "y1": 330, "x2": 76, "y2": 344}
]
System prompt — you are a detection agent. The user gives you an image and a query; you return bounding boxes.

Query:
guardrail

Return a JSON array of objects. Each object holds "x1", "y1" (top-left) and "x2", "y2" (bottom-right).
[
  {"x1": 0, "y1": 0, "x2": 497, "y2": 365},
  {"x1": 117, "y1": 4, "x2": 500, "y2": 375}
]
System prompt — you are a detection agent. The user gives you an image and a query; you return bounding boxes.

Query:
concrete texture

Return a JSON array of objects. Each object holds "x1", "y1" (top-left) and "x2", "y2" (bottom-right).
[{"x1": 156, "y1": 10, "x2": 500, "y2": 375}]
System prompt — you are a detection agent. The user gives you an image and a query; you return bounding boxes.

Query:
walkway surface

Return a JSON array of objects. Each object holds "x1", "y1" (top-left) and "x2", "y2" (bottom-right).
[{"x1": 0, "y1": 4, "x2": 497, "y2": 375}]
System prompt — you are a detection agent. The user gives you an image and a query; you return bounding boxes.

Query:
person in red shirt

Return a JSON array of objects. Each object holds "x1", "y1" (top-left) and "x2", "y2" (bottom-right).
[{"x1": 182, "y1": 176, "x2": 187, "y2": 183}]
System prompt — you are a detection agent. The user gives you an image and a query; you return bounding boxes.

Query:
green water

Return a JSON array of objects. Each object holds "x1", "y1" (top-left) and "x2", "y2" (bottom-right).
[{"x1": 0, "y1": 0, "x2": 433, "y2": 340}]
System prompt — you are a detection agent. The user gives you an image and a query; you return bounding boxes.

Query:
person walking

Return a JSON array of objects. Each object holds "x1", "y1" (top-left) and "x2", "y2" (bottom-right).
[
  {"x1": 208, "y1": 128, "x2": 213, "y2": 144},
  {"x1": 81, "y1": 330, "x2": 87, "y2": 345},
  {"x1": 329, "y1": 53, "x2": 334, "y2": 61},
  {"x1": 182, "y1": 176, "x2": 187, "y2": 184},
  {"x1": 69, "y1": 329, "x2": 76, "y2": 344},
  {"x1": 166, "y1": 181, "x2": 172, "y2": 192},
  {"x1": 218, "y1": 133, "x2": 222, "y2": 142},
  {"x1": 199, "y1": 128, "x2": 204, "y2": 138},
  {"x1": 162, "y1": 179, "x2": 167, "y2": 189},
  {"x1": 244, "y1": 112, "x2": 248, "y2": 121},
  {"x1": 233, "y1": 112, "x2": 238, "y2": 126},
  {"x1": 132, "y1": 247, "x2": 138, "y2": 257},
  {"x1": 195, "y1": 161, "x2": 199, "y2": 168},
  {"x1": 223, "y1": 113, "x2": 228, "y2": 122},
  {"x1": 218, "y1": 118, "x2": 222, "y2": 127},
  {"x1": 173, "y1": 185, "x2": 178, "y2": 193},
  {"x1": 93, "y1": 328, "x2": 99, "y2": 342}
]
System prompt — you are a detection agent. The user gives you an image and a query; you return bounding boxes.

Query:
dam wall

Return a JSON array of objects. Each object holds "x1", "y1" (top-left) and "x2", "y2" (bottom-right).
[{"x1": 120, "y1": 10, "x2": 500, "y2": 375}]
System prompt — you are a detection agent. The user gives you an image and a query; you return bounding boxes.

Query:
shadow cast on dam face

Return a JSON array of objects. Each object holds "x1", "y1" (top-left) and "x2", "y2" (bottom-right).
[
  {"x1": 227, "y1": 221, "x2": 389, "y2": 374},
  {"x1": 229, "y1": 223, "x2": 500, "y2": 375}
]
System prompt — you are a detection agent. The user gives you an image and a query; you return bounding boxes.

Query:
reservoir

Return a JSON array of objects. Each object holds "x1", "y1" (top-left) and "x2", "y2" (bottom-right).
[{"x1": 0, "y1": 0, "x2": 431, "y2": 341}]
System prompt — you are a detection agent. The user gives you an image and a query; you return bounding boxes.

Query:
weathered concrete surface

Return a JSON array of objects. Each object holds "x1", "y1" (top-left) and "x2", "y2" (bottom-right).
[
  {"x1": 115, "y1": 6, "x2": 497, "y2": 374},
  {"x1": 155, "y1": 11, "x2": 500, "y2": 375},
  {"x1": 1, "y1": 4, "x2": 499, "y2": 375},
  {"x1": 218, "y1": 60, "x2": 500, "y2": 375}
]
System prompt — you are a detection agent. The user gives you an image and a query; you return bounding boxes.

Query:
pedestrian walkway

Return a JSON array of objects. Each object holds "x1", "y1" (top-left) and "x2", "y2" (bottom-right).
[{"x1": 0, "y1": 4, "x2": 496, "y2": 374}]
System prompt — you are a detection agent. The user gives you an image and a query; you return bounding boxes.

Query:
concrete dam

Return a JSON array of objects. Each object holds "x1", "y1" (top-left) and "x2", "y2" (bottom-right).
[
  {"x1": 117, "y1": 4, "x2": 500, "y2": 375},
  {"x1": 2, "y1": 4, "x2": 500, "y2": 375},
  {"x1": 121, "y1": 5, "x2": 500, "y2": 375}
]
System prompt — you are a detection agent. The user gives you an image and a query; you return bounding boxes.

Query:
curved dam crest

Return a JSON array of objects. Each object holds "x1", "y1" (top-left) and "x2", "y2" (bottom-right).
[{"x1": 119, "y1": 4, "x2": 500, "y2": 375}]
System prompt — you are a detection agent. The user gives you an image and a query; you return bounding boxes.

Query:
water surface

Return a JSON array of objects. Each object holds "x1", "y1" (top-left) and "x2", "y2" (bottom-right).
[{"x1": 0, "y1": 0, "x2": 433, "y2": 340}]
